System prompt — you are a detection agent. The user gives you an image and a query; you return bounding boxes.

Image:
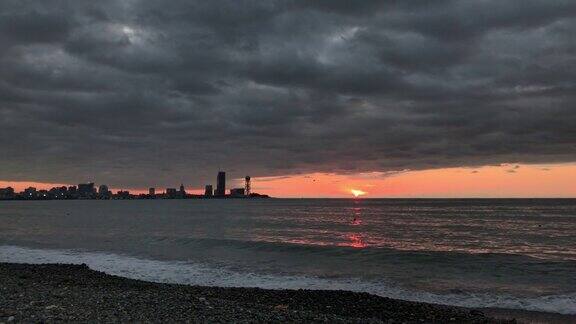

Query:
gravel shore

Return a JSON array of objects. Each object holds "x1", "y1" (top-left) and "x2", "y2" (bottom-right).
[{"x1": 0, "y1": 262, "x2": 513, "y2": 323}]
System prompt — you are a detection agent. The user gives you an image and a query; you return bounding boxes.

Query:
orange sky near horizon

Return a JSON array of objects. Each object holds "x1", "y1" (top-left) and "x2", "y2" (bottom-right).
[
  {"x1": 250, "y1": 164, "x2": 576, "y2": 198},
  {"x1": 1, "y1": 163, "x2": 575, "y2": 198}
]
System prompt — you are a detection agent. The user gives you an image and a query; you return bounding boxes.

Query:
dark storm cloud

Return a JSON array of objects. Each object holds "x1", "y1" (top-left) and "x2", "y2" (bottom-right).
[{"x1": 0, "y1": 0, "x2": 575, "y2": 188}]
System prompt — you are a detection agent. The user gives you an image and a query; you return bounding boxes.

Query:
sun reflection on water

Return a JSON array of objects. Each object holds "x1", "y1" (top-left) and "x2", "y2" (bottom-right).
[
  {"x1": 347, "y1": 234, "x2": 367, "y2": 248},
  {"x1": 345, "y1": 199, "x2": 367, "y2": 248}
]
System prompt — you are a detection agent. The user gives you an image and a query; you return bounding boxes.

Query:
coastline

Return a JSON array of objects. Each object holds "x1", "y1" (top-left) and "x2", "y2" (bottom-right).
[{"x1": 0, "y1": 262, "x2": 515, "y2": 323}]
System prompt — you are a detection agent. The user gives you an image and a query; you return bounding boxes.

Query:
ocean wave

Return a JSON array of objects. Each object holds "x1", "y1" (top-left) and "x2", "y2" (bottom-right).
[{"x1": 1, "y1": 244, "x2": 575, "y2": 315}]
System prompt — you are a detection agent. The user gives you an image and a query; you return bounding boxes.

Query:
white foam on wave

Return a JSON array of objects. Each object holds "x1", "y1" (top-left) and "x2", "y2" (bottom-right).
[{"x1": 1, "y1": 245, "x2": 575, "y2": 315}]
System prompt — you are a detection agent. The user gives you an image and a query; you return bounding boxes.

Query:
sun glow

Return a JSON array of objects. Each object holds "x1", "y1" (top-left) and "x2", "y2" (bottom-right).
[{"x1": 350, "y1": 189, "x2": 367, "y2": 197}]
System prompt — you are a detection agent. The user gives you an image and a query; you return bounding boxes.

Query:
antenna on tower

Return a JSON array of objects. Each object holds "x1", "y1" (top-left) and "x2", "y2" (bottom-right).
[{"x1": 245, "y1": 176, "x2": 251, "y2": 196}]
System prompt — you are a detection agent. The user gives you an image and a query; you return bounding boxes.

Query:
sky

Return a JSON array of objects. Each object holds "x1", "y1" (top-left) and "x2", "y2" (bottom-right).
[{"x1": 0, "y1": 1, "x2": 575, "y2": 197}]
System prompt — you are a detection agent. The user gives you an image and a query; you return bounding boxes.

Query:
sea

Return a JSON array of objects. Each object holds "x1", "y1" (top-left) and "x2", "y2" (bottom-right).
[{"x1": 1, "y1": 199, "x2": 575, "y2": 315}]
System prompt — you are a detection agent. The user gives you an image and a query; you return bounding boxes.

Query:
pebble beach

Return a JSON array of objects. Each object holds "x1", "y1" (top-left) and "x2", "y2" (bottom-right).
[{"x1": 0, "y1": 262, "x2": 515, "y2": 323}]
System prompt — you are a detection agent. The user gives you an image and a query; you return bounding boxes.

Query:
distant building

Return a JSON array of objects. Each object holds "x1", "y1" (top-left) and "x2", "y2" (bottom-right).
[
  {"x1": 0, "y1": 187, "x2": 15, "y2": 200},
  {"x1": 78, "y1": 183, "x2": 96, "y2": 199},
  {"x1": 166, "y1": 188, "x2": 177, "y2": 198},
  {"x1": 230, "y1": 188, "x2": 245, "y2": 197},
  {"x1": 149, "y1": 188, "x2": 156, "y2": 197},
  {"x1": 204, "y1": 185, "x2": 213, "y2": 197},
  {"x1": 215, "y1": 171, "x2": 226, "y2": 196},
  {"x1": 116, "y1": 190, "x2": 131, "y2": 199},
  {"x1": 37, "y1": 190, "x2": 49, "y2": 199},
  {"x1": 65, "y1": 186, "x2": 77, "y2": 199},
  {"x1": 98, "y1": 185, "x2": 109, "y2": 194},
  {"x1": 49, "y1": 186, "x2": 68, "y2": 199},
  {"x1": 23, "y1": 187, "x2": 37, "y2": 199},
  {"x1": 179, "y1": 184, "x2": 186, "y2": 198},
  {"x1": 98, "y1": 185, "x2": 111, "y2": 199}
]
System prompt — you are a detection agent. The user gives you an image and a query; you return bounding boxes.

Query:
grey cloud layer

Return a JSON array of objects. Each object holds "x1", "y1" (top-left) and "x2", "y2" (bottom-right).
[{"x1": 0, "y1": 0, "x2": 575, "y2": 187}]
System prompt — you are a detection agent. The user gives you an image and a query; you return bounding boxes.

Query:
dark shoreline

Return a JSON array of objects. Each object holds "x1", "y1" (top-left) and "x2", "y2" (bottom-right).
[
  {"x1": 0, "y1": 263, "x2": 517, "y2": 323},
  {"x1": 1, "y1": 265, "x2": 575, "y2": 324},
  {"x1": 1, "y1": 263, "x2": 574, "y2": 323}
]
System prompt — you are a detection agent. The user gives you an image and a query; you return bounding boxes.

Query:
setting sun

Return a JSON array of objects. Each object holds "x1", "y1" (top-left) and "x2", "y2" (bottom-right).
[{"x1": 350, "y1": 189, "x2": 367, "y2": 197}]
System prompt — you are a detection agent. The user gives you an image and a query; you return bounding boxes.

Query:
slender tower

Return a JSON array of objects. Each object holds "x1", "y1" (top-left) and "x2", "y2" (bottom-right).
[
  {"x1": 245, "y1": 176, "x2": 251, "y2": 196},
  {"x1": 216, "y1": 171, "x2": 226, "y2": 196},
  {"x1": 179, "y1": 183, "x2": 186, "y2": 198}
]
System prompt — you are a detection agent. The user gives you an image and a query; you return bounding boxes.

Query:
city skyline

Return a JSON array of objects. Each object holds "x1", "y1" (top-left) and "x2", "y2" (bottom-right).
[{"x1": 0, "y1": 171, "x2": 268, "y2": 200}]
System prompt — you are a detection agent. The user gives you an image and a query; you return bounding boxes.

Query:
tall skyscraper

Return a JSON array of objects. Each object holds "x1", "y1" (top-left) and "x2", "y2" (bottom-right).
[{"x1": 215, "y1": 171, "x2": 226, "y2": 196}]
